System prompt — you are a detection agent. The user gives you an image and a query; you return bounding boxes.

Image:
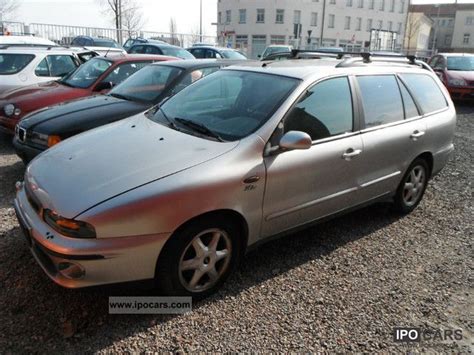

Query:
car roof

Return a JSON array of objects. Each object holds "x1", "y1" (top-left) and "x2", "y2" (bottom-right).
[
  {"x1": 130, "y1": 43, "x2": 184, "y2": 49},
  {"x1": 0, "y1": 35, "x2": 57, "y2": 46},
  {"x1": 0, "y1": 47, "x2": 86, "y2": 54},
  {"x1": 224, "y1": 58, "x2": 433, "y2": 81},
  {"x1": 149, "y1": 58, "x2": 250, "y2": 69},
  {"x1": 93, "y1": 54, "x2": 178, "y2": 63},
  {"x1": 189, "y1": 46, "x2": 239, "y2": 51}
]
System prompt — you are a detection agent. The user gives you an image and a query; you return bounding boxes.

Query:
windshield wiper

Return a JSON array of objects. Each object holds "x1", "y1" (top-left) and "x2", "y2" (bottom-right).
[
  {"x1": 157, "y1": 106, "x2": 180, "y2": 131},
  {"x1": 175, "y1": 117, "x2": 224, "y2": 142}
]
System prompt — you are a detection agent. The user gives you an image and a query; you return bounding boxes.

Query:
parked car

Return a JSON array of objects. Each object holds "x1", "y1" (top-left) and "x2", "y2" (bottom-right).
[
  {"x1": 14, "y1": 57, "x2": 455, "y2": 298},
  {"x1": 69, "y1": 35, "x2": 126, "y2": 56},
  {"x1": 187, "y1": 46, "x2": 247, "y2": 60},
  {"x1": 123, "y1": 37, "x2": 167, "y2": 51},
  {"x1": 128, "y1": 43, "x2": 195, "y2": 60},
  {"x1": 14, "y1": 59, "x2": 244, "y2": 162},
  {"x1": 0, "y1": 35, "x2": 57, "y2": 47},
  {"x1": 0, "y1": 54, "x2": 175, "y2": 135},
  {"x1": 259, "y1": 45, "x2": 293, "y2": 59},
  {"x1": 0, "y1": 46, "x2": 98, "y2": 93},
  {"x1": 429, "y1": 53, "x2": 474, "y2": 100}
]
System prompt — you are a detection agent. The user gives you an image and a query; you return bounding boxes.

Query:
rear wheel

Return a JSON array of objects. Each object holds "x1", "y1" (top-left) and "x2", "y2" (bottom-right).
[
  {"x1": 393, "y1": 158, "x2": 429, "y2": 214},
  {"x1": 155, "y1": 217, "x2": 241, "y2": 298}
]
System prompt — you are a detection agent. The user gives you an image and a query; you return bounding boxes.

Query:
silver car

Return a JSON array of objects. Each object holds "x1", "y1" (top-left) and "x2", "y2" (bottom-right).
[{"x1": 14, "y1": 57, "x2": 456, "y2": 297}]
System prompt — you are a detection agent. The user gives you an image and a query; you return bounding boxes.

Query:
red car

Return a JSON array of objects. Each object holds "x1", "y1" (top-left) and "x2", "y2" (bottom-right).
[
  {"x1": 0, "y1": 54, "x2": 177, "y2": 135},
  {"x1": 429, "y1": 53, "x2": 474, "y2": 100}
]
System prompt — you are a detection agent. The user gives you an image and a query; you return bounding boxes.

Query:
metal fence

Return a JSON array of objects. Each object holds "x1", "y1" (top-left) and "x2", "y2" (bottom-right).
[{"x1": 0, "y1": 21, "x2": 218, "y2": 48}]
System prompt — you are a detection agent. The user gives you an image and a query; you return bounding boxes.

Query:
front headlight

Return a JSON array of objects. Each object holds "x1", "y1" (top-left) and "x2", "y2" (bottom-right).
[
  {"x1": 30, "y1": 132, "x2": 61, "y2": 147},
  {"x1": 4, "y1": 104, "x2": 15, "y2": 117},
  {"x1": 43, "y1": 209, "x2": 96, "y2": 238},
  {"x1": 448, "y1": 78, "x2": 467, "y2": 87}
]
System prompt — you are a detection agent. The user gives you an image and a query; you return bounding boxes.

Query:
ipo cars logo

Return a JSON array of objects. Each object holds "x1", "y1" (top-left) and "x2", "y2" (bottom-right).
[{"x1": 393, "y1": 327, "x2": 463, "y2": 343}]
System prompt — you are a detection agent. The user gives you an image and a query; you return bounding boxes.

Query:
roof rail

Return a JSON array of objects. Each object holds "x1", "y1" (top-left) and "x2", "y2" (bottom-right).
[{"x1": 336, "y1": 52, "x2": 434, "y2": 72}]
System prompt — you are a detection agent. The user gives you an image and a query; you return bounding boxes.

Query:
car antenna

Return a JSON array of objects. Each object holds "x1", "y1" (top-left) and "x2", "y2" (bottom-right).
[{"x1": 104, "y1": 47, "x2": 111, "y2": 58}]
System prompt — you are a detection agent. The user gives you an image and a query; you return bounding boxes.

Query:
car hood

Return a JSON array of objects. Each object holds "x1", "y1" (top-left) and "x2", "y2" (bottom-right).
[
  {"x1": 0, "y1": 81, "x2": 83, "y2": 103},
  {"x1": 447, "y1": 70, "x2": 474, "y2": 81},
  {"x1": 25, "y1": 114, "x2": 239, "y2": 218},
  {"x1": 20, "y1": 95, "x2": 150, "y2": 135}
]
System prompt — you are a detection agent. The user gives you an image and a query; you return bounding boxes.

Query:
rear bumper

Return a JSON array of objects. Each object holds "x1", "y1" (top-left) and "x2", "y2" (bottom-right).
[
  {"x1": 13, "y1": 136, "x2": 44, "y2": 164},
  {"x1": 447, "y1": 87, "x2": 474, "y2": 100},
  {"x1": 14, "y1": 185, "x2": 172, "y2": 288}
]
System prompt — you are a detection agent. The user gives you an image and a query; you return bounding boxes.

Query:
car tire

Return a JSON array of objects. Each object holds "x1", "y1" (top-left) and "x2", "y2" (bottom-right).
[
  {"x1": 155, "y1": 216, "x2": 242, "y2": 298},
  {"x1": 393, "y1": 158, "x2": 430, "y2": 214}
]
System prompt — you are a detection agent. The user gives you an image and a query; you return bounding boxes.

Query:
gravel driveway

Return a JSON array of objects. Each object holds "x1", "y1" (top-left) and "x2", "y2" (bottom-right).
[{"x1": 0, "y1": 104, "x2": 472, "y2": 353}]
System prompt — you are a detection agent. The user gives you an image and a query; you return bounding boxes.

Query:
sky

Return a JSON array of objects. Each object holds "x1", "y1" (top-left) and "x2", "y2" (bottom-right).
[{"x1": 7, "y1": 0, "x2": 474, "y2": 37}]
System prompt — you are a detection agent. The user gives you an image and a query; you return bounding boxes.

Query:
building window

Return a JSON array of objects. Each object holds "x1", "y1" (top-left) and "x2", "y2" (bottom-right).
[
  {"x1": 328, "y1": 14, "x2": 335, "y2": 28},
  {"x1": 235, "y1": 35, "x2": 248, "y2": 52},
  {"x1": 390, "y1": 0, "x2": 395, "y2": 12},
  {"x1": 225, "y1": 10, "x2": 231, "y2": 24},
  {"x1": 257, "y1": 9, "x2": 265, "y2": 23},
  {"x1": 367, "y1": 18, "x2": 373, "y2": 31},
  {"x1": 358, "y1": 0, "x2": 364, "y2": 8},
  {"x1": 448, "y1": 19, "x2": 454, "y2": 27},
  {"x1": 356, "y1": 17, "x2": 362, "y2": 31},
  {"x1": 379, "y1": 0, "x2": 385, "y2": 11},
  {"x1": 346, "y1": 0, "x2": 352, "y2": 6},
  {"x1": 311, "y1": 12, "x2": 318, "y2": 26},
  {"x1": 330, "y1": 0, "x2": 336, "y2": 4},
  {"x1": 218, "y1": 12, "x2": 222, "y2": 25},
  {"x1": 445, "y1": 34, "x2": 452, "y2": 45},
  {"x1": 294, "y1": 10, "x2": 301, "y2": 24},
  {"x1": 276, "y1": 9, "x2": 284, "y2": 24},
  {"x1": 239, "y1": 9, "x2": 246, "y2": 24},
  {"x1": 463, "y1": 33, "x2": 470, "y2": 44},
  {"x1": 400, "y1": 0, "x2": 405, "y2": 13},
  {"x1": 378, "y1": 20, "x2": 383, "y2": 29},
  {"x1": 369, "y1": 0, "x2": 374, "y2": 9},
  {"x1": 466, "y1": 17, "x2": 474, "y2": 26},
  {"x1": 344, "y1": 16, "x2": 351, "y2": 30},
  {"x1": 270, "y1": 35, "x2": 286, "y2": 44},
  {"x1": 388, "y1": 21, "x2": 392, "y2": 31},
  {"x1": 398, "y1": 22, "x2": 402, "y2": 33}
]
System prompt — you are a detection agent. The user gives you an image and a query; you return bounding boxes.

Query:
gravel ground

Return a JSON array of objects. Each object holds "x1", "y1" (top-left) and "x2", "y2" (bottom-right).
[{"x1": 0, "y1": 104, "x2": 472, "y2": 353}]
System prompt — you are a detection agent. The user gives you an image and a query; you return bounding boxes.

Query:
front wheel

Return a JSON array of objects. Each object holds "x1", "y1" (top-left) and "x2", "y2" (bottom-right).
[
  {"x1": 393, "y1": 158, "x2": 429, "y2": 214},
  {"x1": 155, "y1": 217, "x2": 241, "y2": 298}
]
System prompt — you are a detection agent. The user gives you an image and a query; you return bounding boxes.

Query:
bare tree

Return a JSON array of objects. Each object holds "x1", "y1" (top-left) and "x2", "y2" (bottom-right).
[
  {"x1": 404, "y1": 13, "x2": 422, "y2": 54},
  {"x1": 121, "y1": 0, "x2": 145, "y2": 37},
  {"x1": 169, "y1": 17, "x2": 178, "y2": 46},
  {"x1": 189, "y1": 26, "x2": 201, "y2": 45},
  {"x1": 0, "y1": 0, "x2": 21, "y2": 21}
]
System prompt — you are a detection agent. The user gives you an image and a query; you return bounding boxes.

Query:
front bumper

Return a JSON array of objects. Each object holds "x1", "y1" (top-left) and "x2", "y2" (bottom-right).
[
  {"x1": 14, "y1": 185, "x2": 172, "y2": 288},
  {"x1": 13, "y1": 136, "x2": 44, "y2": 164},
  {"x1": 447, "y1": 86, "x2": 474, "y2": 100}
]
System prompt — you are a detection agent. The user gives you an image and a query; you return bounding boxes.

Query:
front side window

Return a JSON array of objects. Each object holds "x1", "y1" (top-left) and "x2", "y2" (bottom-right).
[
  {"x1": 400, "y1": 74, "x2": 447, "y2": 114},
  {"x1": 109, "y1": 65, "x2": 183, "y2": 102},
  {"x1": 47, "y1": 55, "x2": 77, "y2": 77},
  {"x1": 159, "y1": 47, "x2": 195, "y2": 59},
  {"x1": 0, "y1": 54, "x2": 35, "y2": 75},
  {"x1": 61, "y1": 58, "x2": 112, "y2": 88},
  {"x1": 128, "y1": 45, "x2": 144, "y2": 54},
  {"x1": 357, "y1": 75, "x2": 404, "y2": 128},
  {"x1": 284, "y1": 77, "x2": 353, "y2": 141},
  {"x1": 151, "y1": 70, "x2": 299, "y2": 141}
]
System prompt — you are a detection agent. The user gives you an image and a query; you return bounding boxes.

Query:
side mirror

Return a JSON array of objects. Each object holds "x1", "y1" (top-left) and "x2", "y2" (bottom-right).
[
  {"x1": 279, "y1": 131, "x2": 312, "y2": 151},
  {"x1": 257, "y1": 54, "x2": 261, "y2": 58},
  {"x1": 94, "y1": 81, "x2": 113, "y2": 92}
]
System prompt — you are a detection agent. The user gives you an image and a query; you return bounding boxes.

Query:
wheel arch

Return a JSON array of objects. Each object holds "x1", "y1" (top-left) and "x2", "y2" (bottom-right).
[{"x1": 415, "y1": 151, "x2": 434, "y2": 178}]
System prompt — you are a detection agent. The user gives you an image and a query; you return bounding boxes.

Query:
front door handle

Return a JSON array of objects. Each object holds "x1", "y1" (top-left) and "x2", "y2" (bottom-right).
[
  {"x1": 342, "y1": 148, "x2": 362, "y2": 161},
  {"x1": 410, "y1": 130, "x2": 425, "y2": 140}
]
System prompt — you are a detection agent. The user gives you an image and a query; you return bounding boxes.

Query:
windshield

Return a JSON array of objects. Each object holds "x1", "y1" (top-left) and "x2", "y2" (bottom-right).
[
  {"x1": 263, "y1": 46, "x2": 290, "y2": 57},
  {"x1": 109, "y1": 65, "x2": 183, "y2": 103},
  {"x1": 61, "y1": 58, "x2": 112, "y2": 88},
  {"x1": 221, "y1": 50, "x2": 247, "y2": 59},
  {"x1": 0, "y1": 54, "x2": 35, "y2": 75},
  {"x1": 447, "y1": 56, "x2": 474, "y2": 71},
  {"x1": 94, "y1": 39, "x2": 119, "y2": 48},
  {"x1": 160, "y1": 47, "x2": 195, "y2": 59},
  {"x1": 151, "y1": 70, "x2": 299, "y2": 141}
]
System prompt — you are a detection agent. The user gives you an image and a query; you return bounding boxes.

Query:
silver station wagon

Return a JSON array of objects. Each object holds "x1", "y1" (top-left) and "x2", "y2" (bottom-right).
[{"x1": 14, "y1": 55, "x2": 456, "y2": 297}]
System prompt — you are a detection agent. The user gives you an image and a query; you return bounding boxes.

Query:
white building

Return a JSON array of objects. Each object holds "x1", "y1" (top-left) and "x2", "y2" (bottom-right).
[{"x1": 216, "y1": 0, "x2": 409, "y2": 58}]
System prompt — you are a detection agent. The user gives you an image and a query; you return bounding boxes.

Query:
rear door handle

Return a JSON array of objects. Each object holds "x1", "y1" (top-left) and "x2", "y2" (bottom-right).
[
  {"x1": 410, "y1": 130, "x2": 425, "y2": 140},
  {"x1": 342, "y1": 149, "x2": 362, "y2": 161}
]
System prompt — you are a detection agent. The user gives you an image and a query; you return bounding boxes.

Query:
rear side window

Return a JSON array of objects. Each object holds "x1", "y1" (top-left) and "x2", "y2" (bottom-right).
[
  {"x1": 399, "y1": 74, "x2": 447, "y2": 114},
  {"x1": 357, "y1": 75, "x2": 404, "y2": 128},
  {"x1": 285, "y1": 77, "x2": 353, "y2": 141},
  {"x1": 398, "y1": 80, "x2": 419, "y2": 119},
  {"x1": 0, "y1": 54, "x2": 35, "y2": 75}
]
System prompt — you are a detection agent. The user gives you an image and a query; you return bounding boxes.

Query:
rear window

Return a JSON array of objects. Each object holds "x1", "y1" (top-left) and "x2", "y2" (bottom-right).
[
  {"x1": 357, "y1": 75, "x2": 404, "y2": 128},
  {"x1": 400, "y1": 74, "x2": 447, "y2": 114},
  {"x1": 159, "y1": 47, "x2": 195, "y2": 59},
  {"x1": 0, "y1": 54, "x2": 35, "y2": 75}
]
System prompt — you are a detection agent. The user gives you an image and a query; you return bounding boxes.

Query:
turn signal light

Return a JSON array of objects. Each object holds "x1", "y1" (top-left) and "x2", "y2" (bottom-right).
[{"x1": 47, "y1": 135, "x2": 61, "y2": 147}]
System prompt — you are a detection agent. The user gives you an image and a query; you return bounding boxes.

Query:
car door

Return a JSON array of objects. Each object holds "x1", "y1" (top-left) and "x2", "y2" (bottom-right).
[
  {"x1": 261, "y1": 76, "x2": 365, "y2": 237},
  {"x1": 354, "y1": 74, "x2": 427, "y2": 201}
]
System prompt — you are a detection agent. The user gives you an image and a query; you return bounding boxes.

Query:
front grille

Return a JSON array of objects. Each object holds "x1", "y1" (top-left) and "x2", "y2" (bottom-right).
[{"x1": 18, "y1": 127, "x2": 27, "y2": 142}]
